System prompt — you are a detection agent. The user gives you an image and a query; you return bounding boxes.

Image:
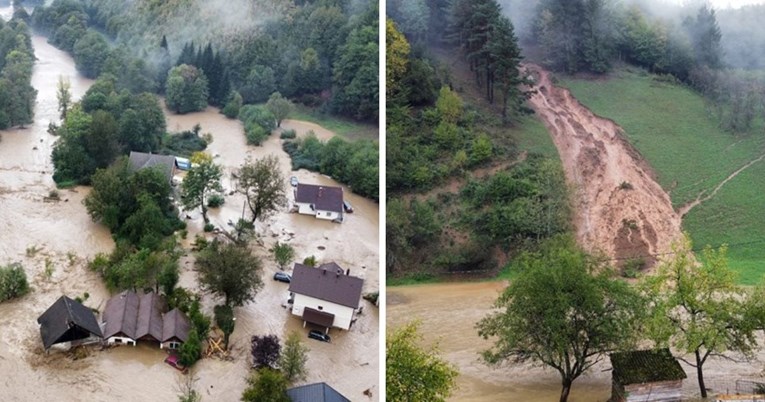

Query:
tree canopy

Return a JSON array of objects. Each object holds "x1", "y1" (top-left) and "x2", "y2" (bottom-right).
[{"x1": 195, "y1": 240, "x2": 263, "y2": 307}]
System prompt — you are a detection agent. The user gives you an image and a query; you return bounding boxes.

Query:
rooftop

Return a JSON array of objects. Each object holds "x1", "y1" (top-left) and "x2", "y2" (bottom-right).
[
  {"x1": 295, "y1": 183, "x2": 343, "y2": 213},
  {"x1": 610, "y1": 348, "x2": 687, "y2": 385},
  {"x1": 288, "y1": 263, "x2": 363, "y2": 308}
]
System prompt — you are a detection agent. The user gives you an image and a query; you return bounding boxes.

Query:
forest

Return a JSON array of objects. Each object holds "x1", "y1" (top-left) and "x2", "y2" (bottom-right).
[{"x1": 0, "y1": 12, "x2": 35, "y2": 129}]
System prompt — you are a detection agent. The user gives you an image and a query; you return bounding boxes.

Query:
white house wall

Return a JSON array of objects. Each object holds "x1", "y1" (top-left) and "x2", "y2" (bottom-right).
[
  {"x1": 291, "y1": 294, "x2": 355, "y2": 330},
  {"x1": 315, "y1": 210, "x2": 340, "y2": 221},
  {"x1": 107, "y1": 336, "x2": 136, "y2": 346},
  {"x1": 296, "y1": 202, "x2": 315, "y2": 215}
]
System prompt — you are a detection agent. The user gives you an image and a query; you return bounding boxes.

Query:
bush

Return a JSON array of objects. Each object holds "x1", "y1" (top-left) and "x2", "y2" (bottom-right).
[
  {"x1": 245, "y1": 124, "x2": 269, "y2": 146},
  {"x1": 0, "y1": 263, "x2": 30, "y2": 302},
  {"x1": 302, "y1": 255, "x2": 317, "y2": 267},
  {"x1": 207, "y1": 194, "x2": 225, "y2": 208},
  {"x1": 280, "y1": 129, "x2": 296, "y2": 139},
  {"x1": 203, "y1": 223, "x2": 215, "y2": 232}
]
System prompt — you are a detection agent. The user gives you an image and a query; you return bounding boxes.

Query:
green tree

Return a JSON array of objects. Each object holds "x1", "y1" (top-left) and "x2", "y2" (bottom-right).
[
  {"x1": 241, "y1": 368, "x2": 290, "y2": 402},
  {"x1": 179, "y1": 328, "x2": 202, "y2": 367},
  {"x1": 56, "y1": 75, "x2": 71, "y2": 120},
  {"x1": 236, "y1": 155, "x2": 286, "y2": 227},
  {"x1": 435, "y1": 86, "x2": 462, "y2": 123},
  {"x1": 279, "y1": 331, "x2": 309, "y2": 384},
  {"x1": 180, "y1": 152, "x2": 222, "y2": 223},
  {"x1": 641, "y1": 235, "x2": 763, "y2": 398},
  {"x1": 386, "y1": 321, "x2": 458, "y2": 402},
  {"x1": 272, "y1": 242, "x2": 295, "y2": 270},
  {"x1": 265, "y1": 92, "x2": 292, "y2": 127},
  {"x1": 477, "y1": 236, "x2": 644, "y2": 402},
  {"x1": 0, "y1": 262, "x2": 30, "y2": 302},
  {"x1": 386, "y1": 19, "x2": 410, "y2": 100},
  {"x1": 222, "y1": 90, "x2": 243, "y2": 119},
  {"x1": 195, "y1": 240, "x2": 263, "y2": 307},
  {"x1": 166, "y1": 64, "x2": 209, "y2": 114},
  {"x1": 73, "y1": 30, "x2": 110, "y2": 78},
  {"x1": 214, "y1": 304, "x2": 235, "y2": 349},
  {"x1": 331, "y1": 16, "x2": 378, "y2": 121}
]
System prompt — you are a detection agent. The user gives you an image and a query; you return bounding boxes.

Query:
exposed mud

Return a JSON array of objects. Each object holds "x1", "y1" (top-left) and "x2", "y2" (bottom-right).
[
  {"x1": 1, "y1": 28, "x2": 378, "y2": 401},
  {"x1": 525, "y1": 64, "x2": 684, "y2": 267}
]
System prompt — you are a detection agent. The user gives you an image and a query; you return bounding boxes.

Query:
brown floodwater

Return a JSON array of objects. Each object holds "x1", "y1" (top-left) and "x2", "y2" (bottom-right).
[
  {"x1": 387, "y1": 282, "x2": 613, "y2": 402},
  {"x1": 0, "y1": 25, "x2": 379, "y2": 401}
]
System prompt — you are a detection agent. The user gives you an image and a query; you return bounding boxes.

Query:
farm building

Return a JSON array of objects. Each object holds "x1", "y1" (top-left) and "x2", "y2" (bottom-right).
[
  {"x1": 286, "y1": 382, "x2": 351, "y2": 402},
  {"x1": 293, "y1": 183, "x2": 344, "y2": 222},
  {"x1": 288, "y1": 263, "x2": 363, "y2": 331},
  {"x1": 37, "y1": 296, "x2": 103, "y2": 351},
  {"x1": 610, "y1": 348, "x2": 687, "y2": 402},
  {"x1": 102, "y1": 291, "x2": 190, "y2": 349},
  {"x1": 128, "y1": 151, "x2": 178, "y2": 183}
]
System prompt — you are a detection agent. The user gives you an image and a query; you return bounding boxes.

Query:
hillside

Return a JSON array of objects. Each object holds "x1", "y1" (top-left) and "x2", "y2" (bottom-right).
[{"x1": 562, "y1": 66, "x2": 765, "y2": 283}]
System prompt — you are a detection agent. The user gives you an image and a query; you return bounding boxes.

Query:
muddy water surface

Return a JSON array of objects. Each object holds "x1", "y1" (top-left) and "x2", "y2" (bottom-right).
[
  {"x1": 387, "y1": 282, "x2": 612, "y2": 402},
  {"x1": 1, "y1": 25, "x2": 379, "y2": 401}
]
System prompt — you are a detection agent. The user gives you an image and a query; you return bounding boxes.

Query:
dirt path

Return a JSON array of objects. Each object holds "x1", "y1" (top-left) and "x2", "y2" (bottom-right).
[
  {"x1": 525, "y1": 64, "x2": 684, "y2": 266},
  {"x1": 678, "y1": 153, "x2": 765, "y2": 217}
]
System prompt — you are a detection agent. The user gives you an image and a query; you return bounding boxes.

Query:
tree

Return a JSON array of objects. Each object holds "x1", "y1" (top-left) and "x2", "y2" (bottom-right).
[
  {"x1": 181, "y1": 152, "x2": 222, "y2": 223},
  {"x1": 241, "y1": 368, "x2": 290, "y2": 402},
  {"x1": 386, "y1": 321, "x2": 458, "y2": 402},
  {"x1": 279, "y1": 331, "x2": 309, "y2": 384},
  {"x1": 72, "y1": 30, "x2": 109, "y2": 78},
  {"x1": 166, "y1": 64, "x2": 209, "y2": 114},
  {"x1": 0, "y1": 262, "x2": 30, "y2": 302},
  {"x1": 56, "y1": 75, "x2": 71, "y2": 120},
  {"x1": 214, "y1": 304, "x2": 235, "y2": 349},
  {"x1": 237, "y1": 156, "x2": 286, "y2": 227},
  {"x1": 331, "y1": 19, "x2": 379, "y2": 121},
  {"x1": 272, "y1": 242, "x2": 295, "y2": 270},
  {"x1": 250, "y1": 334, "x2": 281, "y2": 369},
  {"x1": 386, "y1": 19, "x2": 410, "y2": 100},
  {"x1": 176, "y1": 368, "x2": 201, "y2": 402},
  {"x1": 265, "y1": 92, "x2": 292, "y2": 128},
  {"x1": 641, "y1": 235, "x2": 763, "y2": 398},
  {"x1": 179, "y1": 328, "x2": 202, "y2": 367},
  {"x1": 476, "y1": 236, "x2": 644, "y2": 402},
  {"x1": 222, "y1": 90, "x2": 243, "y2": 119},
  {"x1": 195, "y1": 240, "x2": 263, "y2": 307},
  {"x1": 684, "y1": 5, "x2": 723, "y2": 69}
]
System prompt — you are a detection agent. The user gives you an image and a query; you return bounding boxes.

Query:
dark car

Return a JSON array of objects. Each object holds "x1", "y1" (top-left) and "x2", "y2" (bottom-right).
[
  {"x1": 308, "y1": 330, "x2": 331, "y2": 342},
  {"x1": 343, "y1": 200, "x2": 353, "y2": 213},
  {"x1": 273, "y1": 272, "x2": 291, "y2": 283}
]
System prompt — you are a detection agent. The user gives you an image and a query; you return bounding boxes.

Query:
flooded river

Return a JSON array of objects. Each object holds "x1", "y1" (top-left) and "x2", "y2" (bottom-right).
[{"x1": 0, "y1": 21, "x2": 379, "y2": 401}]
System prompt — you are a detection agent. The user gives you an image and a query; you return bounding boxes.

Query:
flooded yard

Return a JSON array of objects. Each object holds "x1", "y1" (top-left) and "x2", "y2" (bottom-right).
[{"x1": 0, "y1": 26, "x2": 379, "y2": 401}]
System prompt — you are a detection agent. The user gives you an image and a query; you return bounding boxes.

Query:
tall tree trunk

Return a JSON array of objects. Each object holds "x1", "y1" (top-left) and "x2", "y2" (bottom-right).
[
  {"x1": 560, "y1": 379, "x2": 572, "y2": 402},
  {"x1": 696, "y1": 350, "x2": 707, "y2": 398}
]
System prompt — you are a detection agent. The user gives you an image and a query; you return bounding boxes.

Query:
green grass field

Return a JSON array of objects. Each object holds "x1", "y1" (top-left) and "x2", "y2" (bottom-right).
[
  {"x1": 288, "y1": 104, "x2": 378, "y2": 141},
  {"x1": 561, "y1": 66, "x2": 765, "y2": 283},
  {"x1": 509, "y1": 114, "x2": 560, "y2": 158}
]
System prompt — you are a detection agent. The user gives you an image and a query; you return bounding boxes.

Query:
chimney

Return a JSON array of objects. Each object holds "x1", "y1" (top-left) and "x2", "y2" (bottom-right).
[
  {"x1": 322, "y1": 268, "x2": 326, "y2": 275},
  {"x1": 346, "y1": 269, "x2": 350, "y2": 276}
]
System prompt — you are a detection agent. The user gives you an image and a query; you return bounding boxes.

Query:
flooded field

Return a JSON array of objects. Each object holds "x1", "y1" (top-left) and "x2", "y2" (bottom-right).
[{"x1": 0, "y1": 25, "x2": 379, "y2": 401}]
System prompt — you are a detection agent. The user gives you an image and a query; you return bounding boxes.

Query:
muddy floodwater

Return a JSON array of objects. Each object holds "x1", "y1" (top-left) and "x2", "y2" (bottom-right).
[{"x1": 1, "y1": 24, "x2": 379, "y2": 401}]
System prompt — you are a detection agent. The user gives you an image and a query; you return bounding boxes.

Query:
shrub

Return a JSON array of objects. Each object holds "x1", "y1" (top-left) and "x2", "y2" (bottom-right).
[
  {"x1": 280, "y1": 129, "x2": 297, "y2": 139},
  {"x1": 302, "y1": 255, "x2": 317, "y2": 267},
  {"x1": 207, "y1": 194, "x2": 225, "y2": 208},
  {"x1": 0, "y1": 263, "x2": 30, "y2": 302},
  {"x1": 203, "y1": 223, "x2": 215, "y2": 232}
]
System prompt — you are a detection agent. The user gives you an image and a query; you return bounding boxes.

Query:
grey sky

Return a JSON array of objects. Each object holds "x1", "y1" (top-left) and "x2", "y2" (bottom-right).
[{"x1": 667, "y1": 0, "x2": 765, "y2": 9}]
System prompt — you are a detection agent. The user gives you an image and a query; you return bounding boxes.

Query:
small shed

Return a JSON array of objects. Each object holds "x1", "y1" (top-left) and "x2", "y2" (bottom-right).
[
  {"x1": 610, "y1": 348, "x2": 687, "y2": 402},
  {"x1": 37, "y1": 296, "x2": 103, "y2": 351},
  {"x1": 286, "y1": 382, "x2": 350, "y2": 402}
]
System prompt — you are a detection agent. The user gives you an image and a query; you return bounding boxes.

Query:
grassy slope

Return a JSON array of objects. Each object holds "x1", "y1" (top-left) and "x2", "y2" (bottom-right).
[
  {"x1": 288, "y1": 104, "x2": 378, "y2": 141},
  {"x1": 561, "y1": 66, "x2": 765, "y2": 283}
]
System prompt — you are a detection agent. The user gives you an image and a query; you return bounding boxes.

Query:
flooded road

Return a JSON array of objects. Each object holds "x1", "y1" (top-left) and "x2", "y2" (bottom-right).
[
  {"x1": 387, "y1": 282, "x2": 612, "y2": 402},
  {"x1": 1, "y1": 24, "x2": 379, "y2": 401}
]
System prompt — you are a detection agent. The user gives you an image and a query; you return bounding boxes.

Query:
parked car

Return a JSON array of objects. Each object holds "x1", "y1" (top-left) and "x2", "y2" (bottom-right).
[
  {"x1": 290, "y1": 176, "x2": 298, "y2": 187},
  {"x1": 164, "y1": 354, "x2": 187, "y2": 372},
  {"x1": 343, "y1": 200, "x2": 353, "y2": 213},
  {"x1": 308, "y1": 330, "x2": 331, "y2": 342},
  {"x1": 273, "y1": 272, "x2": 291, "y2": 283}
]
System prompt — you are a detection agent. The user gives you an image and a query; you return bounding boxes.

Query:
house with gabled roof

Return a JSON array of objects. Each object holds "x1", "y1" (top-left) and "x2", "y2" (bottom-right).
[
  {"x1": 294, "y1": 183, "x2": 344, "y2": 222},
  {"x1": 288, "y1": 263, "x2": 363, "y2": 331},
  {"x1": 128, "y1": 151, "x2": 178, "y2": 183},
  {"x1": 102, "y1": 290, "x2": 188, "y2": 349},
  {"x1": 37, "y1": 296, "x2": 103, "y2": 351},
  {"x1": 609, "y1": 348, "x2": 687, "y2": 402},
  {"x1": 286, "y1": 382, "x2": 350, "y2": 402}
]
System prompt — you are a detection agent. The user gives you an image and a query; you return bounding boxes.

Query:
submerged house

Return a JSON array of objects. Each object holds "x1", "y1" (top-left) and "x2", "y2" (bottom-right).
[
  {"x1": 128, "y1": 151, "x2": 178, "y2": 183},
  {"x1": 286, "y1": 382, "x2": 351, "y2": 402},
  {"x1": 102, "y1": 290, "x2": 190, "y2": 349},
  {"x1": 37, "y1": 296, "x2": 103, "y2": 351},
  {"x1": 610, "y1": 348, "x2": 687, "y2": 402},
  {"x1": 293, "y1": 183, "x2": 344, "y2": 222},
  {"x1": 288, "y1": 263, "x2": 363, "y2": 331}
]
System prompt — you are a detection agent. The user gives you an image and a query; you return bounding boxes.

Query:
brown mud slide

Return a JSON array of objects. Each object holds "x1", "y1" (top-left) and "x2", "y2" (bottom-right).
[{"x1": 525, "y1": 64, "x2": 683, "y2": 269}]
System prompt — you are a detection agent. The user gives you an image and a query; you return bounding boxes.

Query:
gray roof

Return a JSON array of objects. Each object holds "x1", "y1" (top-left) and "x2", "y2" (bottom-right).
[
  {"x1": 135, "y1": 292, "x2": 166, "y2": 342},
  {"x1": 286, "y1": 383, "x2": 350, "y2": 402},
  {"x1": 128, "y1": 151, "x2": 176, "y2": 181},
  {"x1": 295, "y1": 184, "x2": 343, "y2": 213},
  {"x1": 162, "y1": 308, "x2": 191, "y2": 343},
  {"x1": 37, "y1": 296, "x2": 103, "y2": 350},
  {"x1": 288, "y1": 263, "x2": 363, "y2": 308},
  {"x1": 103, "y1": 291, "x2": 167, "y2": 342}
]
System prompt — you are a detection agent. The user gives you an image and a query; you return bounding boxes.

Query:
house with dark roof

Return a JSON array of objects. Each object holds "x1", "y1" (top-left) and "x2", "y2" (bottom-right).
[
  {"x1": 294, "y1": 183, "x2": 344, "y2": 222},
  {"x1": 102, "y1": 291, "x2": 188, "y2": 349},
  {"x1": 128, "y1": 151, "x2": 178, "y2": 183},
  {"x1": 286, "y1": 382, "x2": 350, "y2": 402},
  {"x1": 37, "y1": 296, "x2": 103, "y2": 351},
  {"x1": 288, "y1": 263, "x2": 363, "y2": 331},
  {"x1": 609, "y1": 348, "x2": 687, "y2": 402}
]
